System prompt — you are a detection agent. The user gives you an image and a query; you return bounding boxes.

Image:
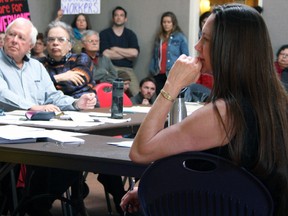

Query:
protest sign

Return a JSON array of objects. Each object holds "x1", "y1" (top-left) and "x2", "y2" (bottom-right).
[
  {"x1": 61, "y1": 0, "x2": 100, "y2": 15},
  {"x1": 0, "y1": 0, "x2": 30, "y2": 32}
]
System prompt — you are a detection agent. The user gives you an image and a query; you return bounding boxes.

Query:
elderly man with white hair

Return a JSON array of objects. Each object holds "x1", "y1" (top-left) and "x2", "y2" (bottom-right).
[{"x1": 0, "y1": 18, "x2": 96, "y2": 216}]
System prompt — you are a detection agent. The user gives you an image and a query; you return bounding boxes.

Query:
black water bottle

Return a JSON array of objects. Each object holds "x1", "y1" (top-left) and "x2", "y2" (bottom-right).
[{"x1": 111, "y1": 78, "x2": 124, "y2": 119}]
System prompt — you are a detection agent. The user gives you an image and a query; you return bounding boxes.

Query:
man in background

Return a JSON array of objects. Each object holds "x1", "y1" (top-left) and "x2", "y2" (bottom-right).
[
  {"x1": 100, "y1": 6, "x2": 140, "y2": 96},
  {"x1": 82, "y1": 30, "x2": 118, "y2": 84},
  {"x1": 131, "y1": 77, "x2": 156, "y2": 105}
]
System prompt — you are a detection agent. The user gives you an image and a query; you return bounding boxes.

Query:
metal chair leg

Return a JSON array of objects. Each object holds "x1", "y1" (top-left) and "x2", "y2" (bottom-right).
[
  {"x1": 10, "y1": 169, "x2": 19, "y2": 216},
  {"x1": 104, "y1": 188, "x2": 113, "y2": 215},
  {"x1": 61, "y1": 188, "x2": 73, "y2": 216}
]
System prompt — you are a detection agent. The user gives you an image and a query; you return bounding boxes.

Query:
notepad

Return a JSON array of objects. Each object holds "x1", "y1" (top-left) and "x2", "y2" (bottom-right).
[{"x1": 0, "y1": 125, "x2": 85, "y2": 145}]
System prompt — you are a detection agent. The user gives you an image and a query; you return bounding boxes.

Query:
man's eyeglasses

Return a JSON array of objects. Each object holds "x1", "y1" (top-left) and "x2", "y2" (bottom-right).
[
  {"x1": 46, "y1": 37, "x2": 70, "y2": 44},
  {"x1": 6, "y1": 32, "x2": 26, "y2": 42},
  {"x1": 280, "y1": 53, "x2": 288, "y2": 58},
  {"x1": 84, "y1": 40, "x2": 99, "y2": 44}
]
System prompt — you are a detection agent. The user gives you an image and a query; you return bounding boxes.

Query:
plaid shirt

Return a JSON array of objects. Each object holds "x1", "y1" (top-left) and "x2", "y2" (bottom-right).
[{"x1": 41, "y1": 52, "x2": 96, "y2": 99}]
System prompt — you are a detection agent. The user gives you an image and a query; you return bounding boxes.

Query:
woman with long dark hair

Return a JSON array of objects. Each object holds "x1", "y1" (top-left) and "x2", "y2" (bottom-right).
[{"x1": 121, "y1": 4, "x2": 288, "y2": 215}]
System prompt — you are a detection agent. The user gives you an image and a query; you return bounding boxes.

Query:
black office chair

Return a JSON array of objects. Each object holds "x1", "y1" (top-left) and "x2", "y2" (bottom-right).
[{"x1": 138, "y1": 151, "x2": 274, "y2": 216}]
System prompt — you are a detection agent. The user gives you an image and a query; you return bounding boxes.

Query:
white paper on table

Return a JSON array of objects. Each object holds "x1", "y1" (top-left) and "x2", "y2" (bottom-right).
[
  {"x1": 87, "y1": 112, "x2": 112, "y2": 117},
  {"x1": 0, "y1": 125, "x2": 85, "y2": 145},
  {"x1": 0, "y1": 114, "x2": 27, "y2": 124},
  {"x1": 49, "y1": 130, "x2": 88, "y2": 137},
  {"x1": 92, "y1": 117, "x2": 131, "y2": 124},
  {"x1": 5, "y1": 110, "x2": 26, "y2": 116},
  {"x1": 0, "y1": 125, "x2": 45, "y2": 139},
  {"x1": 47, "y1": 135, "x2": 85, "y2": 145},
  {"x1": 64, "y1": 111, "x2": 94, "y2": 122},
  {"x1": 123, "y1": 106, "x2": 151, "y2": 113},
  {"x1": 107, "y1": 140, "x2": 133, "y2": 148},
  {"x1": 25, "y1": 119, "x2": 104, "y2": 127}
]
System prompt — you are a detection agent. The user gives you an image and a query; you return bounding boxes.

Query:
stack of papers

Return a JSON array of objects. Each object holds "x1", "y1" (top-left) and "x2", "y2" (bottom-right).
[
  {"x1": 0, "y1": 110, "x2": 132, "y2": 127},
  {"x1": 0, "y1": 125, "x2": 86, "y2": 145}
]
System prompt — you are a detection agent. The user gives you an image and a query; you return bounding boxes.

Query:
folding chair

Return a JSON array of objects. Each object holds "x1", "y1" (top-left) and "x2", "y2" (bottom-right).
[
  {"x1": 94, "y1": 82, "x2": 132, "y2": 108},
  {"x1": 139, "y1": 151, "x2": 274, "y2": 216}
]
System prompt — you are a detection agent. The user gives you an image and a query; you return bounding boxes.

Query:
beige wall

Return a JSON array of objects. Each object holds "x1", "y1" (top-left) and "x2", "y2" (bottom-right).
[
  {"x1": 28, "y1": 0, "x2": 288, "y2": 80},
  {"x1": 262, "y1": 0, "x2": 288, "y2": 59},
  {"x1": 29, "y1": 0, "x2": 190, "y2": 81}
]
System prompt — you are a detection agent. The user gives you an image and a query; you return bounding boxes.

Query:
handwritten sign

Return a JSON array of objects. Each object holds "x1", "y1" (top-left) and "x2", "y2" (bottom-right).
[
  {"x1": 61, "y1": 0, "x2": 100, "y2": 15},
  {"x1": 0, "y1": 0, "x2": 30, "y2": 32}
]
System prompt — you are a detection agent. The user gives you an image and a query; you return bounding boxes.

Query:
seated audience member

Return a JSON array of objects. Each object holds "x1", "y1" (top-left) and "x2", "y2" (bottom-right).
[
  {"x1": 31, "y1": 32, "x2": 46, "y2": 60},
  {"x1": 41, "y1": 21, "x2": 98, "y2": 104},
  {"x1": 120, "y1": 4, "x2": 288, "y2": 215},
  {"x1": 274, "y1": 44, "x2": 288, "y2": 90},
  {"x1": 81, "y1": 30, "x2": 118, "y2": 84},
  {"x1": 131, "y1": 77, "x2": 156, "y2": 105},
  {"x1": 0, "y1": 32, "x2": 5, "y2": 48},
  {"x1": 56, "y1": 9, "x2": 91, "y2": 54},
  {"x1": 184, "y1": 83, "x2": 211, "y2": 102},
  {"x1": 0, "y1": 18, "x2": 96, "y2": 215},
  {"x1": 118, "y1": 70, "x2": 132, "y2": 97}
]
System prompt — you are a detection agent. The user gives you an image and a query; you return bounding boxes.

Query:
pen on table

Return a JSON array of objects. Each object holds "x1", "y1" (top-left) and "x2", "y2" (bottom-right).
[
  {"x1": 124, "y1": 177, "x2": 135, "y2": 216},
  {"x1": 55, "y1": 111, "x2": 65, "y2": 117}
]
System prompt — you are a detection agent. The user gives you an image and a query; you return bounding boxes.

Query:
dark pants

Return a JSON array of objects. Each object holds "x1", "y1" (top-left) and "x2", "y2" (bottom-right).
[
  {"x1": 154, "y1": 74, "x2": 167, "y2": 96},
  {"x1": 98, "y1": 174, "x2": 126, "y2": 216},
  {"x1": 23, "y1": 166, "x2": 80, "y2": 215}
]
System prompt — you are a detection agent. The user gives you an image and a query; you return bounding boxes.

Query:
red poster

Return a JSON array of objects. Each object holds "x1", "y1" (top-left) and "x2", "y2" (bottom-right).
[{"x1": 0, "y1": 0, "x2": 30, "y2": 32}]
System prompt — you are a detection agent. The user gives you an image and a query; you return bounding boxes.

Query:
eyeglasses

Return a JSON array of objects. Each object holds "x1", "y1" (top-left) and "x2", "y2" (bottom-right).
[
  {"x1": 84, "y1": 39, "x2": 99, "y2": 44},
  {"x1": 6, "y1": 32, "x2": 27, "y2": 42},
  {"x1": 279, "y1": 53, "x2": 288, "y2": 58},
  {"x1": 46, "y1": 37, "x2": 70, "y2": 44}
]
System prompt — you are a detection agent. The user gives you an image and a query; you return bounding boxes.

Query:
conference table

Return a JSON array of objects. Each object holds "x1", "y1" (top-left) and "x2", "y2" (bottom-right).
[
  {"x1": 0, "y1": 108, "x2": 147, "y2": 136},
  {"x1": 0, "y1": 134, "x2": 148, "y2": 215},
  {"x1": 0, "y1": 107, "x2": 151, "y2": 215},
  {"x1": 0, "y1": 134, "x2": 148, "y2": 179}
]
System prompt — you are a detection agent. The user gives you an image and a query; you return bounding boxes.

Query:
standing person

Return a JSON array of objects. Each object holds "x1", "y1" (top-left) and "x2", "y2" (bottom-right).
[
  {"x1": 0, "y1": 17, "x2": 96, "y2": 215},
  {"x1": 198, "y1": 11, "x2": 211, "y2": 39},
  {"x1": 56, "y1": 9, "x2": 92, "y2": 54},
  {"x1": 131, "y1": 77, "x2": 157, "y2": 105},
  {"x1": 81, "y1": 30, "x2": 118, "y2": 84},
  {"x1": 41, "y1": 21, "x2": 97, "y2": 102},
  {"x1": 274, "y1": 44, "x2": 288, "y2": 90},
  {"x1": 31, "y1": 32, "x2": 46, "y2": 60},
  {"x1": 149, "y1": 11, "x2": 189, "y2": 95},
  {"x1": 121, "y1": 4, "x2": 288, "y2": 215},
  {"x1": 100, "y1": 6, "x2": 140, "y2": 96}
]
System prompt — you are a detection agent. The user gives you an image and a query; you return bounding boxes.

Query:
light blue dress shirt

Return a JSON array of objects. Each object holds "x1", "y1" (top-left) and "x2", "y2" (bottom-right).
[{"x1": 0, "y1": 49, "x2": 76, "y2": 110}]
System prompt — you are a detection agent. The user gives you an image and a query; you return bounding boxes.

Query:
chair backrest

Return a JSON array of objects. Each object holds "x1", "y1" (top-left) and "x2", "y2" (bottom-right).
[
  {"x1": 94, "y1": 82, "x2": 133, "y2": 108},
  {"x1": 138, "y1": 151, "x2": 274, "y2": 216}
]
